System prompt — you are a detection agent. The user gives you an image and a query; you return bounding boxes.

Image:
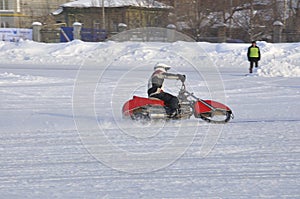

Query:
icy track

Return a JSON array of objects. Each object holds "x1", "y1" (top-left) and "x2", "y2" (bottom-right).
[{"x1": 0, "y1": 41, "x2": 299, "y2": 198}]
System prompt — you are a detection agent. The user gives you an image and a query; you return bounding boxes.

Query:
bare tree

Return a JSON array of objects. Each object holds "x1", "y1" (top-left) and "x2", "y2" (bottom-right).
[
  {"x1": 294, "y1": 0, "x2": 300, "y2": 31},
  {"x1": 171, "y1": 0, "x2": 300, "y2": 41},
  {"x1": 223, "y1": 0, "x2": 274, "y2": 41}
]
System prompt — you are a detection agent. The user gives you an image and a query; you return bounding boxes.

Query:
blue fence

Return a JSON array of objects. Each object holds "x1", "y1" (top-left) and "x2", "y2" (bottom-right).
[
  {"x1": 81, "y1": 28, "x2": 107, "y2": 42},
  {"x1": 60, "y1": 27, "x2": 73, "y2": 42},
  {"x1": 60, "y1": 27, "x2": 107, "y2": 42}
]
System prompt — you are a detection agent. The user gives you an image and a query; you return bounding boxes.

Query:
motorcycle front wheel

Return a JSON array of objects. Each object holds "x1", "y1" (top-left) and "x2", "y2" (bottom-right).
[{"x1": 199, "y1": 109, "x2": 233, "y2": 124}]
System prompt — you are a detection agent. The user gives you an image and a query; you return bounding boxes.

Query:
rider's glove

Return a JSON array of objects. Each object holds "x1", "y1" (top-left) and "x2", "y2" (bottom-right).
[{"x1": 178, "y1": 74, "x2": 186, "y2": 82}]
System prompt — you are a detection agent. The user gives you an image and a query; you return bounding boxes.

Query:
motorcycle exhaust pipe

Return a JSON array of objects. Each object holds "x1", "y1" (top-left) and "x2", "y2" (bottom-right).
[{"x1": 149, "y1": 113, "x2": 167, "y2": 119}]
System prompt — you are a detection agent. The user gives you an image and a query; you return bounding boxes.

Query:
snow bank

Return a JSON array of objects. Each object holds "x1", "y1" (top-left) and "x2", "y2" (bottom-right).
[
  {"x1": 0, "y1": 40, "x2": 99, "y2": 65},
  {"x1": 201, "y1": 41, "x2": 300, "y2": 77},
  {"x1": 61, "y1": 0, "x2": 171, "y2": 8},
  {"x1": 0, "y1": 72, "x2": 70, "y2": 85},
  {"x1": 257, "y1": 42, "x2": 300, "y2": 77},
  {"x1": 1, "y1": 40, "x2": 300, "y2": 77}
]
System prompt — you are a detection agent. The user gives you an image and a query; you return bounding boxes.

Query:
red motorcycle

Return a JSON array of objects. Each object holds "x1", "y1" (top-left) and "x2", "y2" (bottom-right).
[{"x1": 122, "y1": 79, "x2": 234, "y2": 124}]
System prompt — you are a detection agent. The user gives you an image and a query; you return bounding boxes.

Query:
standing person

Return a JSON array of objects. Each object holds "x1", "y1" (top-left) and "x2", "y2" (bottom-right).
[
  {"x1": 247, "y1": 41, "x2": 261, "y2": 73},
  {"x1": 147, "y1": 63, "x2": 185, "y2": 118}
]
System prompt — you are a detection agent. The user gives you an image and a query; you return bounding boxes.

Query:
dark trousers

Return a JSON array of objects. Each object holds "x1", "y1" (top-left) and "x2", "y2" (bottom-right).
[
  {"x1": 151, "y1": 92, "x2": 179, "y2": 112},
  {"x1": 249, "y1": 58, "x2": 259, "y2": 71}
]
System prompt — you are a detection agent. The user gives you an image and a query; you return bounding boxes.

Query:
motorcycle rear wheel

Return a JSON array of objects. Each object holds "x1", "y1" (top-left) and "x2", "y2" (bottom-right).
[{"x1": 131, "y1": 110, "x2": 151, "y2": 125}]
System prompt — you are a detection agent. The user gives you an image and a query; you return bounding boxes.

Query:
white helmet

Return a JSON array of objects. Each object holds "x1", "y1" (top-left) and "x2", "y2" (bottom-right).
[{"x1": 154, "y1": 63, "x2": 171, "y2": 72}]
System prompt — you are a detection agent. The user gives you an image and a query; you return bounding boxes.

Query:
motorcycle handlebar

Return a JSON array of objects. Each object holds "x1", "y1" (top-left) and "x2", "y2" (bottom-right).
[{"x1": 181, "y1": 81, "x2": 186, "y2": 91}]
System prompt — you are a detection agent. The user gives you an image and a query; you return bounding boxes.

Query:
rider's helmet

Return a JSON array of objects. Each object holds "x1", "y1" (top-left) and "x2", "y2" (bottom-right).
[{"x1": 154, "y1": 63, "x2": 171, "y2": 72}]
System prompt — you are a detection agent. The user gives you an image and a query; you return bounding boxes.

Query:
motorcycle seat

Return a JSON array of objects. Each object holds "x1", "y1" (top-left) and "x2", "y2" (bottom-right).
[{"x1": 148, "y1": 97, "x2": 161, "y2": 101}]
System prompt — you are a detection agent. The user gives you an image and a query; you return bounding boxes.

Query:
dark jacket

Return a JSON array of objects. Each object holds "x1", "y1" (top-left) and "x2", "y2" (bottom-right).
[{"x1": 247, "y1": 45, "x2": 261, "y2": 61}]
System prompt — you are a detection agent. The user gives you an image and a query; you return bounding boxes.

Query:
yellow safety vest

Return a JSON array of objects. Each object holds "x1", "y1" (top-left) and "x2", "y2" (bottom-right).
[{"x1": 249, "y1": 47, "x2": 259, "y2": 58}]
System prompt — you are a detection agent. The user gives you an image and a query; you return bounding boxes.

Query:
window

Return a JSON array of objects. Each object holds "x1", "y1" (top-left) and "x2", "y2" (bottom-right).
[
  {"x1": 0, "y1": 0, "x2": 8, "y2": 10},
  {"x1": 1, "y1": 21, "x2": 9, "y2": 28},
  {"x1": 93, "y1": 20, "x2": 100, "y2": 30}
]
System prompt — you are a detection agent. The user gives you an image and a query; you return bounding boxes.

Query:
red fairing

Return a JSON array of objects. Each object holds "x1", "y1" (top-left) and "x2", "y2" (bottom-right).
[
  {"x1": 194, "y1": 100, "x2": 231, "y2": 114},
  {"x1": 122, "y1": 96, "x2": 164, "y2": 116}
]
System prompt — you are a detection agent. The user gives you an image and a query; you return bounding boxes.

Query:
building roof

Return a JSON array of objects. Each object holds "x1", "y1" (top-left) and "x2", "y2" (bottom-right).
[{"x1": 61, "y1": 0, "x2": 171, "y2": 9}]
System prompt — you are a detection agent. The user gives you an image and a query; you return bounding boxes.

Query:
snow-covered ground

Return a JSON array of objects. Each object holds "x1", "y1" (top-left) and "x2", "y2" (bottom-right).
[{"x1": 0, "y1": 39, "x2": 299, "y2": 198}]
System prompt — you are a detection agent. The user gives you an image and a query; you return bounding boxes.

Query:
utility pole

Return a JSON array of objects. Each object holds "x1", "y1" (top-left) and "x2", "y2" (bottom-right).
[
  {"x1": 16, "y1": 0, "x2": 21, "y2": 12},
  {"x1": 229, "y1": 0, "x2": 232, "y2": 38},
  {"x1": 283, "y1": 0, "x2": 287, "y2": 27},
  {"x1": 102, "y1": 0, "x2": 105, "y2": 30},
  {"x1": 2, "y1": 0, "x2": 6, "y2": 9},
  {"x1": 249, "y1": 0, "x2": 254, "y2": 41}
]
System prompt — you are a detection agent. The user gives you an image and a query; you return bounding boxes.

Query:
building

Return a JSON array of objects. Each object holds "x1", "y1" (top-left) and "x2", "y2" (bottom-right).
[
  {"x1": 53, "y1": 0, "x2": 173, "y2": 35},
  {"x1": 0, "y1": 0, "x2": 73, "y2": 28}
]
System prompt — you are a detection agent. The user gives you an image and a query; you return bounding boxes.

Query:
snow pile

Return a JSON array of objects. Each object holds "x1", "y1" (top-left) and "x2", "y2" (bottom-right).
[
  {"x1": 61, "y1": 0, "x2": 171, "y2": 8},
  {"x1": 0, "y1": 72, "x2": 70, "y2": 85},
  {"x1": 202, "y1": 41, "x2": 300, "y2": 77},
  {"x1": 1, "y1": 39, "x2": 300, "y2": 77},
  {"x1": 0, "y1": 40, "x2": 99, "y2": 65},
  {"x1": 257, "y1": 42, "x2": 300, "y2": 77}
]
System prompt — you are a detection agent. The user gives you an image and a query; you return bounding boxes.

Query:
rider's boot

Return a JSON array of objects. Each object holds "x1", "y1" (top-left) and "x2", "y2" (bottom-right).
[{"x1": 169, "y1": 109, "x2": 179, "y2": 118}]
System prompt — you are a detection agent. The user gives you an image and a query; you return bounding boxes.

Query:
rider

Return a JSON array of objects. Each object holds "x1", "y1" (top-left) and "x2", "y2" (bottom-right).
[{"x1": 147, "y1": 63, "x2": 186, "y2": 118}]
